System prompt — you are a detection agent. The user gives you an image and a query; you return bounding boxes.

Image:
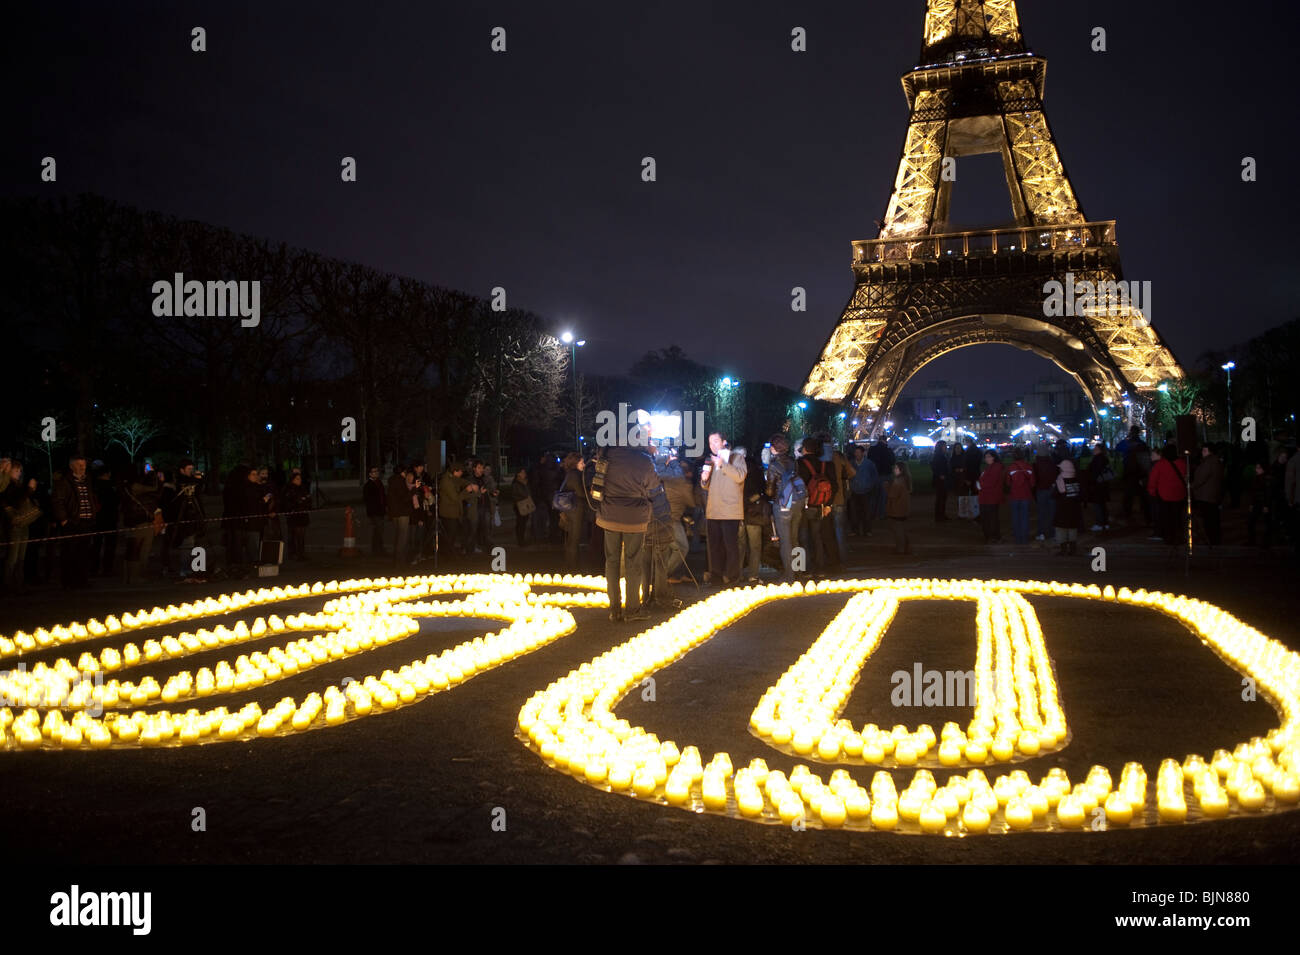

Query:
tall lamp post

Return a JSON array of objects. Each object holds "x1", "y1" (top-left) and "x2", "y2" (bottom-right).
[
  {"x1": 561, "y1": 331, "x2": 585, "y2": 450},
  {"x1": 1221, "y1": 361, "x2": 1235, "y2": 444},
  {"x1": 720, "y1": 377, "x2": 740, "y2": 440}
]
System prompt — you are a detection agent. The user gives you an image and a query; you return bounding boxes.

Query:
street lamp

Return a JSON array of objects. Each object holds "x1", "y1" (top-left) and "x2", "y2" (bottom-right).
[
  {"x1": 719, "y1": 377, "x2": 740, "y2": 439},
  {"x1": 562, "y1": 331, "x2": 585, "y2": 449},
  {"x1": 1222, "y1": 361, "x2": 1236, "y2": 444}
]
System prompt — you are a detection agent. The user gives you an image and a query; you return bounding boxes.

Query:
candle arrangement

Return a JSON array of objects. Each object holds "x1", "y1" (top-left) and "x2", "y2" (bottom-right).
[
  {"x1": 0, "y1": 573, "x2": 608, "y2": 750},
  {"x1": 517, "y1": 577, "x2": 1300, "y2": 834}
]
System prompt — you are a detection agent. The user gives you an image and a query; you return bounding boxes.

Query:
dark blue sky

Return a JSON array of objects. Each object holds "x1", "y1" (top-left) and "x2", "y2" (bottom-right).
[{"x1": 14, "y1": 0, "x2": 1297, "y2": 402}]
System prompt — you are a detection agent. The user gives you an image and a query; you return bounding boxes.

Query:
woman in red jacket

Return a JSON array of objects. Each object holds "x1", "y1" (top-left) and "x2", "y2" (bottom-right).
[
  {"x1": 1147, "y1": 444, "x2": 1188, "y2": 546},
  {"x1": 976, "y1": 450, "x2": 1005, "y2": 543}
]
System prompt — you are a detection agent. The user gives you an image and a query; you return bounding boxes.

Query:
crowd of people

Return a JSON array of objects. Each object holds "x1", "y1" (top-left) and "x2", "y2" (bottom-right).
[{"x1": 3, "y1": 426, "x2": 1298, "y2": 598}]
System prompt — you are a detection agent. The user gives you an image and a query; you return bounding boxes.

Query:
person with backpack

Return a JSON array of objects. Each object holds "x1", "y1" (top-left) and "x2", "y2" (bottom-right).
[
  {"x1": 1053, "y1": 459, "x2": 1083, "y2": 555},
  {"x1": 765, "y1": 434, "x2": 805, "y2": 581},
  {"x1": 1006, "y1": 447, "x2": 1035, "y2": 545},
  {"x1": 975, "y1": 450, "x2": 1005, "y2": 544},
  {"x1": 798, "y1": 435, "x2": 841, "y2": 573},
  {"x1": 703, "y1": 432, "x2": 746, "y2": 586}
]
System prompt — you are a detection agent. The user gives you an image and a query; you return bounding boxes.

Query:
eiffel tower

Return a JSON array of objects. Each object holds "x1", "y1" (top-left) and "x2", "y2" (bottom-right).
[{"x1": 803, "y1": 0, "x2": 1182, "y2": 437}]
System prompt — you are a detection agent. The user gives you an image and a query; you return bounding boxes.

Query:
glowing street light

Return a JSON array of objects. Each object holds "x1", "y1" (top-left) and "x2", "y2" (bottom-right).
[
  {"x1": 1222, "y1": 362, "x2": 1236, "y2": 443},
  {"x1": 562, "y1": 331, "x2": 585, "y2": 448}
]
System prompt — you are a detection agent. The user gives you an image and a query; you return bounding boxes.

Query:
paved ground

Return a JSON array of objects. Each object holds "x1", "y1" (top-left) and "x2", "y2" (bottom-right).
[{"x1": 3, "y1": 494, "x2": 1297, "y2": 864}]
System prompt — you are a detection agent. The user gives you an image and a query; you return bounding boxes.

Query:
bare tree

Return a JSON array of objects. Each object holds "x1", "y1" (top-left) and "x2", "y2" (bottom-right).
[{"x1": 101, "y1": 408, "x2": 162, "y2": 461}]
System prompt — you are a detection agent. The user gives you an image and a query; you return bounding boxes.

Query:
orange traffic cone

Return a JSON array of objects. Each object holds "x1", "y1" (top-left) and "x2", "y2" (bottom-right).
[{"x1": 339, "y1": 505, "x2": 361, "y2": 557}]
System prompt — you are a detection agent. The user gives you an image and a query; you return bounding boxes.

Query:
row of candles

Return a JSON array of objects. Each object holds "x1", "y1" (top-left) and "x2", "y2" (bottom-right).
[
  {"x1": 751, "y1": 586, "x2": 1066, "y2": 767},
  {"x1": 518, "y1": 576, "x2": 1300, "y2": 832},
  {"x1": 1, "y1": 574, "x2": 612, "y2": 750}
]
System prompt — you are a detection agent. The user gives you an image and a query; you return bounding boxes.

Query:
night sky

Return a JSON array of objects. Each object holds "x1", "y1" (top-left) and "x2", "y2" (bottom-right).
[{"x1": 13, "y1": 0, "x2": 1298, "y2": 403}]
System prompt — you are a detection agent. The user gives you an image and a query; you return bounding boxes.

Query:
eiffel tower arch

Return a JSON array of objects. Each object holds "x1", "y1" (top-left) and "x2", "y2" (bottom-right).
[{"x1": 803, "y1": 0, "x2": 1182, "y2": 438}]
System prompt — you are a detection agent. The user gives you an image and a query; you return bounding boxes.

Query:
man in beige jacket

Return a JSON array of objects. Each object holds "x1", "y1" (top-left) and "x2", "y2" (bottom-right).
[{"x1": 703, "y1": 432, "x2": 747, "y2": 585}]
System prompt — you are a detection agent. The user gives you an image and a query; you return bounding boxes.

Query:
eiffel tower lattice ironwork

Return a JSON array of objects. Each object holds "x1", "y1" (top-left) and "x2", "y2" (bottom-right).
[{"x1": 802, "y1": 0, "x2": 1182, "y2": 436}]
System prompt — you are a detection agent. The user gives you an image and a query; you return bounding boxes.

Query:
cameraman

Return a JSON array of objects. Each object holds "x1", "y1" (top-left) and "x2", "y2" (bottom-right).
[
  {"x1": 165, "y1": 459, "x2": 206, "y2": 577},
  {"x1": 594, "y1": 443, "x2": 658, "y2": 623}
]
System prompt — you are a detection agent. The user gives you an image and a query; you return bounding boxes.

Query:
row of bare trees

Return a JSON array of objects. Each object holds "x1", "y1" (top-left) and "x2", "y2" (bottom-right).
[{"x1": 1, "y1": 194, "x2": 568, "y2": 480}]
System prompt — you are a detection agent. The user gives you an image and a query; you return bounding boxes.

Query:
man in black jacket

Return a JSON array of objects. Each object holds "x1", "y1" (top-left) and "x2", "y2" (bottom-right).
[
  {"x1": 363, "y1": 466, "x2": 387, "y2": 556},
  {"x1": 594, "y1": 445, "x2": 659, "y2": 623},
  {"x1": 51, "y1": 455, "x2": 97, "y2": 588}
]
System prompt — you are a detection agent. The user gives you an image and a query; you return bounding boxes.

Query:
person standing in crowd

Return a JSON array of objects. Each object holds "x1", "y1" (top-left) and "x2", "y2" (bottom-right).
[
  {"x1": 641, "y1": 478, "x2": 681, "y2": 611},
  {"x1": 164, "y1": 460, "x2": 205, "y2": 576},
  {"x1": 703, "y1": 432, "x2": 747, "y2": 586},
  {"x1": 1119, "y1": 427, "x2": 1151, "y2": 527},
  {"x1": 1285, "y1": 445, "x2": 1300, "y2": 553},
  {"x1": 975, "y1": 450, "x2": 1005, "y2": 544},
  {"x1": 482, "y1": 464, "x2": 500, "y2": 533},
  {"x1": 867, "y1": 437, "x2": 895, "y2": 525},
  {"x1": 1086, "y1": 443, "x2": 1113, "y2": 532},
  {"x1": 437, "y1": 460, "x2": 467, "y2": 557},
  {"x1": 764, "y1": 435, "x2": 804, "y2": 580},
  {"x1": 595, "y1": 443, "x2": 658, "y2": 622},
  {"x1": 885, "y1": 461, "x2": 912, "y2": 555},
  {"x1": 466, "y1": 460, "x2": 492, "y2": 553},
  {"x1": 90, "y1": 465, "x2": 119, "y2": 577},
  {"x1": 1148, "y1": 444, "x2": 1188, "y2": 546},
  {"x1": 797, "y1": 434, "x2": 840, "y2": 573},
  {"x1": 1006, "y1": 447, "x2": 1035, "y2": 546},
  {"x1": 506, "y1": 467, "x2": 533, "y2": 547},
  {"x1": 848, "y1": 444, "x2": 878, "y2": 536},
  {"x1": 963, "y1": 439, "x2": 983, "y2": 495},
  {"x1": 930, "y1": 440, "x2": 950, "y2": 522},
  {"x1": 1053, "y1": 459, "x2": 1083, "y2": 555},
  {"x1": 51, "y1": 455, "x2": 98, "y2": 588},
  {"x1": 1246, "y1": 461, "x2": 1272, "y2": 548},
  {"x1": 559, "y1": 451, "x2": 590, "y2": 569},
  {"x1": 386, "y1": 464, "x2": 414, "y2": 567},
  {"x1": 661, "y1": 457, "x2": 696, "y2": 582},
  {"x1": 1032, "y1": 443, "x2": 1058, "y2": 543},
  {"x1": 739, "y1": 448, "x2": 768, "y2": 583},
  {"x1": 1191, "y1": 444, "x2": 1224, "y2": 547},
  {"x1": 2, "y1": 462, "x2": 38, "y2": 590},
  {"x1": 363, "y1": 465, "x2": 387, "y2": 556},
  {"x1": 950, "y1": 440, "x2": 967, "y2": 499},
  {"x1": 820, "y1": 434, "x2": 855, "y2": 560},
  {"x1": 282, "y1": 471, "x2": 312, "y2": 560},
  {"x1": 119, "y1": 464, "x2": 160, "y2": 585},
  {"x1": 1270, "y1": 448, "x2": 1292, "y2": 547}
]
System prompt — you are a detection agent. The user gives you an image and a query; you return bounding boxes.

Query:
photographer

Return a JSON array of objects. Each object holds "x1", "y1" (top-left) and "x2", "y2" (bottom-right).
[
  {"x1": 164, "y1": 459, "x2": 206, "y2": 576},
  {"x1": 594, "y1": 444, "x2": 658, "y2": 622}
]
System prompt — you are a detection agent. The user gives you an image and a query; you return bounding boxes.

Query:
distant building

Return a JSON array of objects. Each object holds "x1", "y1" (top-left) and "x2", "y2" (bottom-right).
[
  {"x1": 903, "y1": 380, "x2": 964, "y2": 420},
  {"x1": 1023, "y1": 375, "x2": 1087, "y2": 422}
]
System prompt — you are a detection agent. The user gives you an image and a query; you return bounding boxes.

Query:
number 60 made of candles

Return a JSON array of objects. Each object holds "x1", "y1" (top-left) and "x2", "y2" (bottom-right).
[
  {"x1": 516, "y1": 578, "x2": 1300, "y2": 835},
  {"x1": 1, "y1": 574, "x2": 1297, "y2": 836}
]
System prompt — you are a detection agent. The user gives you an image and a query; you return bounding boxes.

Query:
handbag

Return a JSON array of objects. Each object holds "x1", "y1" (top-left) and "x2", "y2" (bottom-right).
[
  {"x1": 7, "y1": 500, "x2": 41, "y2": 528},
  {"x1": 958, "y1": 494, "x2": 980, "y2": 519},
  {"x1": 552, "y1": 489, "x2": 576, "y2": 513},
  {"x1": 516, "y1": 496, "x2": 536, "y2": 517}
]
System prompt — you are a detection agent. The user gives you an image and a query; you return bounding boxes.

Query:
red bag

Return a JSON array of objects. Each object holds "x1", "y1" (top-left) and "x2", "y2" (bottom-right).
[{"x1": 805, "y1": 459, "x2": 833, "y2": 507}]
